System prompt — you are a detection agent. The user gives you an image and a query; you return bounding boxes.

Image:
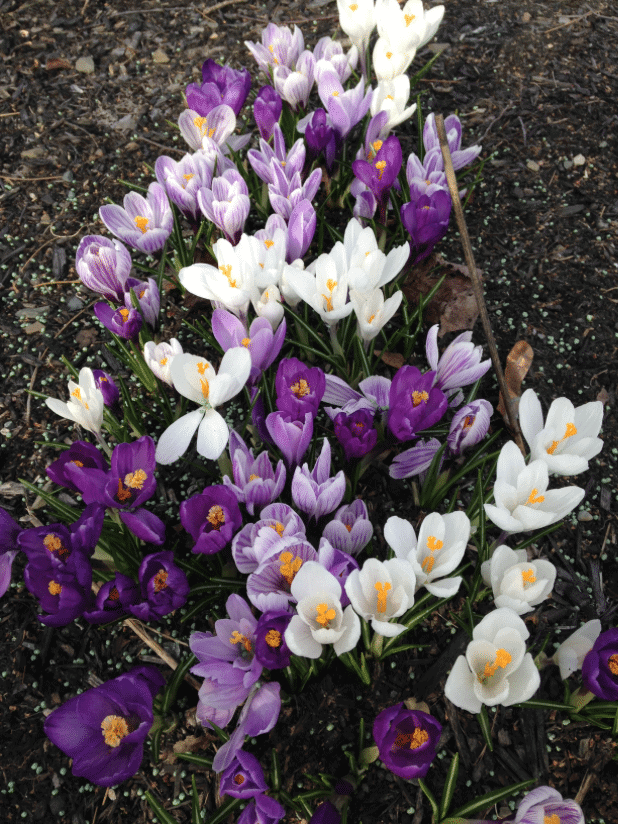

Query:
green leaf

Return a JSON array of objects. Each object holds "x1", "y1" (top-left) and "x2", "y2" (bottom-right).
[
  {"x1": 270, "y1": 748, "x2": 281, "y2": 792},
  {"x1": 476, "y1": 705, "x2": 493, "y2": 752},
  {"x1": 160, "y1": 653, "x2": 196, "y2": 714},
  {"x1": 202, "y1": 797, "x2": 243, "y2": 824},
  {"x1": 418, "y1": 778, "x2": 440, "y2": 821},
  {"x1": 439, "y1": 752, "x2": 460, "y2": 819},
  {"x1": 520, "y1": 699, "x2": 574, "y2": 712},
  {"x1": 191, "y1": 775, "x2": 201, "y2": 824},
  {"x1": 177, "y1": 752, "x2": 213, "y2": 769},
  {"x1": 450, "y1": 778, "x2": 536, "y2": 818},
  {"x1": 144, "y1": 791, "x2": 179, "y2": 824}
]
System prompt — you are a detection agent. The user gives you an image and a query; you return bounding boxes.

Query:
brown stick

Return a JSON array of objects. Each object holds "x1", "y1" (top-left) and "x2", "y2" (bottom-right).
[
  {"x1": 124, "y1": 617, "x2": 201, "y2": 691},
  {"x1": 435, "y1": 114, "x2": 526, "y2": 455}
]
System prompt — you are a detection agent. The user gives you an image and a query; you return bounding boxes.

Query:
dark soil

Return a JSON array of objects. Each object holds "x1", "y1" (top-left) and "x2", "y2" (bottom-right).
[{"x1": 1, "y1": 0, "x2": 617, "y2": 823}]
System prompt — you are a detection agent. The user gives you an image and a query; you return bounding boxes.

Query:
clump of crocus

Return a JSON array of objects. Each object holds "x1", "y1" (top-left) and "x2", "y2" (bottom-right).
[
  {"x1": 46, "y1": 367, "x2": 105, "y2": 436},
  {"x1": 44, "y1": 665, "x2": 165, "y2": 786},
  {"x1": 75, "y1": 235, "x2": 132, "y2": 301},
  {"x1": 387, "y1": 365, "x2": 448, "y2": 443},
  {"x1": 372, "y1": 703, "x2": 442, "y2": 780}
]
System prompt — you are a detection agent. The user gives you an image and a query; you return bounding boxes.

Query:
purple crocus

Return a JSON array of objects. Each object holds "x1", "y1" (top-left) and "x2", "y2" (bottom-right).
[
  {"x1": 333, "y1": 408, "x2": 378, "y2": 461},
  {"x1": 448, "y1": 400, "x2": 493, "y2": 455},
  {"x1": 316, "y1": 68, "x2": 372, "y2": 142},
  {"x1": 99, "y1": 182, "x2": 173, "y2": 254},
  {"x1": 44, "y1": 665, "x2": 165, "y2": 787},
  {"x1": 388, "y1": 367, "x2": 448, "y2": 443},
  {"x1": 94, "y1": 302, "x2": 143, "y2": 340},
  {"x1": 17, "y1": 503, "x2": 105, "y2": 570},
  {"x1": 266, "y1": 410, "x2": 314, "y2": 469},
  {"x1": 245, "y1": 22, "x2": 304, "y2": 75},
  {"x1": 83, "y1": 572, "x2": 140, "y2": 624},
  {"x1": 254, "y1": 85, "x2": 282, "y2": 141},
  {"x1": 198, "y1": 168, "x2": 250, "y2": 245},
  {"x1": 123, "y1": 277, "x2": 160, "y2": 328},
  {"x1": 66, "y1": 435, "x2": 165, "y2": 545},
  {"x1": 322, "y1": 499, "x2": 373, "y2": 556},
  {"x1": 582, "y1": 628, "x2": 618, "y2": 700},
  {"x1": 46, "y1": 440, "x2": 108, "y2": 492},
  {"x1": 232, "y1": 503, "x2": 306, "y2": 573},
  {"x1": 273, "y1": 50, "x2": 316, "y2": 111},
  {"x1": 400, "y1": 190, "x2": 452, "y2": 264},
  {"x1": 268, "y1": 162, "x2": 322, "y2": 222},
  {"x1": 23, "y1": 550, "x2": 93, "y2": 627},
  {"x1": 246, "y1": 538, "x2": 318, "y2": 612},
  {"x1": 248, "y1": 124, "x2": 305, "y2": 186},
  {"x1": 237, "y1": 793, "x2": 286, "y2": 824},
  {"x1": 352, "y1": 134, "x2": 402, "y2": 200},
  {"x1": 287, "y1": 199, "x2": 317, "y2": 262},
  {"x1": 223, "y1": 430, "x2": 286, "y2": 516},
  {"x1": 75, "y1": 235, "x2": 132, "y2": 302},
  {"x1": 220, "y1": 749, "x2": 268, "y2": 799},
  {"x1": 291, "y1": 439, "x2": 346, "y2": 521},
  {"x1": 93, "y1": 369, "x2": 121, "y2": 414},
  {"x1": 129, "y1": 550, "x2": 189, "y2": 621},
  {"x1": 310, "y1": 801, "x2": 341, "y2": 824},
  {"x1": 373, "y1": 704, "x2": 442, "y2": 780},
  {"x1": 304, "y1": 108, "x2": 337, "y2": 169},
  {"x1": 514, "y1": 786, "x2": 584, "y2": 824},
  {"x1": 212, "y1": 309, "x2": 287, "y2": 385},
  {"x1": 423, "y1": 112, "x2": 482, "y2": 173},
  {"x1": 0, "y1": 507, "x2": 23, "y2": 598},
  {"x1": 425, "y1": 325, "x2": 492, "y2": 406},
  {"x1": 254, "y1": 610, "x2": 293, "y2": 670},
  {"x1": 186, "y1": 59, "x2": 251, "y2": 117},
  {"x1": 275, "y1": 358, "x2": 325, "y2": 418},
  {"x1": 155, "y1": 151, "x2": 216, "y2": 223},
  {"x1": 389, "y1": 437, "x2": 443, "y2": 480},
  {"x1": 180, "y1": 484, "x2": 243, "y2": 555}
]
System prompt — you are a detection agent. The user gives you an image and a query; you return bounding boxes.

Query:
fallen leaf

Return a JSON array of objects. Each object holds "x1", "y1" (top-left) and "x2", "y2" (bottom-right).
[
  {"x1": 497, "y1": 340, "x2": 534, "y2": 424},
  {"x1": 373, "y1": 350, "x2": 405, "y2": 369},
  {"x1": 76, "y1": 328, "x2": 98, "y2": 347},
  {"x1": 596, "y1": 387, "x2": 609, "y2": 404},
  {"x1": 46, "y1": 57, "x2": 72, "y2": 71}
]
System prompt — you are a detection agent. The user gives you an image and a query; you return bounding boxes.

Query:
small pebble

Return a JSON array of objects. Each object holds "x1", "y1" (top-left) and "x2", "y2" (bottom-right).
[
  {"x1": 75, "y1": 56, "x2": 95, "y2": 74},
  {"x1": 577, "y1": 511, "x2": 593, "y2": 522},
  {"x1": 573, "y1": 153, "x2": 586, "y2": 166}
]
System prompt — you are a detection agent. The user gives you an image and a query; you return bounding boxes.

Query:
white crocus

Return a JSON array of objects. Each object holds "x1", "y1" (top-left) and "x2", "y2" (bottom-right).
[
  {"x1": 155, "y1": 349, "x2": 251, "y2": 464},
  {"x1": 384, "y1": 511, "x2": 469, "y2": 598},
  {"x1": 179, "y1": 238, "x2": 254, "y2": 318},
  {"x1": 372, "y1": 37, "x2": 415, "y2": 82},
  {"x1": 253, "y1": 284, "x2": 284, "y2": 329},
  {"x1": 285, "y1": 562, "x2": 361, "y2": 658},
  {"x1": 484, "y1": 441, "x2": 585, "y2": 534},
  {"x1": 46, "y1": 367, "x2": 104, "y2": 435},
  {"x1": 285, "y1": 254, "x2": 354, "y2": 327},
  {"x1": 519, "y1": 388, "x2": 603, "y2": 476},
  {"x1": 143, "y1": 338, "x2": 183, "y2": 387},
  {"x1": 444, "y1": 608, "x2": 540, "y2": 713},
  {"x1": 350, "y1": 288, "x2": 403, "y2": 342},
  {"x1": 481, "y1": 545, "x2": 556, "y2": 615},
  {"x1": 178, "y1": 106, "x2": 237, "y2": 151},
  {"x1": 345, "y1": 557, "x2": 415, "y2": 637},
  {"x1": 376, "y1": 0, "x2": 444, "y2": 55},
  {"x1": 370, "y1": 76, "x2": 417, "y2": 135},
  {"x1": 336, "y1": 0, "x2": 376, "y2": 55},
  {"x1": 551, "y1": 620, "x2": 602, "y2": 680}
]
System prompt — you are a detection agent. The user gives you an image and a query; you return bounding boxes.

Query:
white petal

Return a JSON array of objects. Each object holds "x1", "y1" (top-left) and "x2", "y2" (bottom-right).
[
  {"x1": 444, "y1": 655, "x2": 482, "y2": 713},
  {"x1": 285, "y1": 615, "x2": 323, "y2": 658},
  {"x1": 155, "y1": 409, "x2": 203, "y2": 464},
  {"x1": 197, "y1": 410, "x2": 230, "y2": 460},
  {"x1": 503, "y1": 654, "x2": 540, "y2": 705},
  {"x1": 425, "y1": 576, "x2": 462, "y2": 598},
  {"x1": 383, "y1": 516, "x2": 417, "y2": 560},
  {"x1": 334, "y1": 606, "x2": 361, "y2": 655}
]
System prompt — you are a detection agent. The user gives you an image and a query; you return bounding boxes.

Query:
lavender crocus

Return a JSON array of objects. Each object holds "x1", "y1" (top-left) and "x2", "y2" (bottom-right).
[
  {"x1": 273, "y1": 49, "x2": 316, "y2": 111},
  {"x1": 75, "y1": 235, "x2": 132, "y2": 302},
  {"x1": 44, "y1": 665, "x2": 165, "y2": 786},
  {"x1": 304, "y1": 108, "x2": 337, "y2": 169},
  {"x1": 254, "y1": 85, "x2": 282, "y2": 141},
  {"x1": 400, "y1": 190, "x2": 452, "y2": 264},
  {"x1": 238, "y1": 793, "x2": 286, "y2": 824},
  {"x1": 129, "y1": 550, "x2": 189, "y2": 621},
  {"x1": 83, "y1": 572, "x2": 140, "y2": 624},
  {"x1": 389, "y1": 437, "x2": 443, "y2": 480},
  {"x1": 266, "y1": 411, "x2": 314, "y2": 469},
  {"x1": 248, "y1": 124, "x2": 305, "y2": 186},
  {"x1": 322, "y1": 499, "x2": 373, "y2": 556},
  {"x1": 373, "y1": 704, "x2": 442, "y2": 780},
  {"x1": 254, "y1": 610, "x2": 293, "y2": 670},
  {"x1": 198, "y1": 168, "x2": 250, "y2": 245},
  {"x1": 514, "y1": 786, "x2": 584, "y2": 824},
  {"x1": 423, "y1": 112, "x2": 482, "y2": 173},
  {"x1": 186, "y1": 59, "x2": 251, "y2": 117},
  {"x1": 232, "y1": 503, "x2": 306, "y2": 573},
  {"x1": 124, "y1": 276, "x2": 160, "y2": 328},
  {"x1": 245, "y1": 22, "x2": 304, "y2": 75},
  {"x1": 0, "y1": 507, "x2": 22, "y2": 599},
  {"x1": 212, "y1": 309, "x2": 286, "y2": 385},
  {"x1": 99, "y1": 182, "x2": 173, "y2": 254},
  {"x1": 291, "y1": 439, "x2": 346, "y2": 521},
  {"x1": 352, "y1": 134, "x2": 402, "y2": 200},
  {"x1": 582, "y1": 628, "x2": 618, "y2": 700},
  {"x1": 287, "y1": 199, "x2": 317, "y2": 262},
  {"x1": 46, "y1": 440, "x2": 107, "y2": 492},
  {"x1": 220, "y1": 749, "x2": 268, "y2": 799},
  {"x1": 180, "y1": 485, "x2": 243, "y2": 555},
  {"x1": 425, "y1": 325, "x2": 492, "y2": 406},
  {"x1": 388, "y1": 366, "x2": 448, "y2": 443},
  {"x1": 94, "y1": 302, "x2": 143, "y2": 340},
  {"x1": 155, "y1": 151, "x2": 215, "y2": 223},
  {"x1": 246, "y1": 538, "x2": 318, "y2": 612},
  {"x1": 268, "y1": 162, "x2": 322, "y2": 222},
  {"x1": 333, "y1": 408, "x2": 378, "y2": 461},
  {"x1": 448, "y1": 400, "x2": 493, "y2": 455},
  {"x1": 316, "y1": 69, "x2": 372, "y2": 141},
  {"x1": 92, "y1": 369, "x2": 121, "y2": 414},
  {"x1": 275, "y1": 358, "x2": 325, "y2": 418},
  {"x1": 223, "y1": 431, "x2": 286, "y2": 516}
]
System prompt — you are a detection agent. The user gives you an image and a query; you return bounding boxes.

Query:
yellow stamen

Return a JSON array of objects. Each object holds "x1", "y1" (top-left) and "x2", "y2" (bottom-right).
[
  {"x1": 183, "y1": 173, "x2": 195, "y2": 182},
  {"x1": 547, "y1": 422, "x2": 578, "y2": 455},
  {"x1": 332, "y1": 90, "x2": 339, "y2": 97},
  {"x1": 315, "y1": 602, "x2": 336, "y2": 627},
  {"x1": 207, "y1": 505, "x2": 225, "y2": 530},
  {"x1": 374, "y1": 581, "x2": 391, "y2": 614},
  {"x1": 608, "y1": 654, "x2": 618, "y2": 675},
  {"x1": 279, "y1": 551, "x2": 302, "y2": 585},
  {"x1": 249, "y1": 473, "x2": 259, "y2": 481},
  {"x1": 526, "y1": 488, "x2": 545, "y2": 505},
  {"x1": 101, "y1": 715, "x2": 129, "y2": 748},
  {"x1": 265, "y1": 629, "x2": 282, "y2": 648},
  {"x1": 196, "y1": 361, "x2": 210, "y2": 375},
  {"x1": 521, "y1": 568, "x2": 537, "y2": 585},
  {"x1": 229, "y1": 630, "x2": 252, "y2": 652},
  {"x1": 193, "y1": 115, "x2": 207, "y2": 132},
  {"x1": 43, "y1": 533, "x2": 67, "y2": 560},
  {"x1": 544, "y1": 817, "x2": 561, "y2": 824},
  {"x1": 124, "y1": 469, "x2": 147, "y2": 490},
  {"x1": 404, "y1": 13, "x2": 416, "y2": 25},
  {"x1": 367, "y1": 314, "x2": 376, "y2": 323},
  {"x1": 386, "y1": 51, "x2": 393, "y2": 59},
  {"x1": 386, "y1": 94, "x2": 394, "y2": 100},
  {"x1": 219, "y1": 263, "x2": 238, "y2": 288},
  {"x1": 395, "y1": 727, "x2": 429, "y2": 749},
  {"x1": 200, "y1": 377, "x2": 210, "y2": 399},
  {"x1": 48, "y1": 580, "x2": 62, "y2": 596},
  {"x1": 241, "y1": 337, "x2": 251, "y2": 347},
  {"x1": 411, "y1": 390, "x2": 429, "y2": 407},
  {"x1": 159, "y1": 357, "x2": 168, "y2": 366},
  {"x1": 290, "y1": 378, "x2": 310, "y2": 398},
  {"x1": 321, "y1": 278, "x2": 337, "y2": 312},
  {"x1": 479, "y1": 648, "x2": 512, "y2": 682},
  {"x1": 153, "y1": 569, "x2": 168, "y2": 592},
  {"x1": 422, "y1": 556, "x2": 435, "y2": 573},
  {"x1": 134, "y1": 215, "x2": 149, "y2": 234},
  {"x1": 375, "y1": 159, "x2": 387, "y2": 180},
  {"x1": 119, "y1": 308, "x2": 130, "y2": 322},
  {"x1": 349, "y1": 2, "x2": 358, "y2": 9},
  {"x1": 264, "y1": 239, "x2": 274, "y2": 249},
  {"x1": 270, "y1": 521, "x2": 285, "y2": 537},
  {"x1": 372, "y1": 140, "x2": 383, "y2": 153},
  {"x1": 463, "y1": 415, "x2": 475, "y2": 429},
  {"x1": 234, "y1": 774, "x2": 245, "y2": 785}
]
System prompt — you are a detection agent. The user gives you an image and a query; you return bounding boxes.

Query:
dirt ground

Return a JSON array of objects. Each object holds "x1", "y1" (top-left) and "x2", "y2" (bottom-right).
[{"x1": 1, "y1": 0, "x2": 617, "y2": 822}]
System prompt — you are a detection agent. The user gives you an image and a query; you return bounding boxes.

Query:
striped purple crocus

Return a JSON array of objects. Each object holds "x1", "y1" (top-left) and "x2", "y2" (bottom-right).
[{"x1": 99, "y1": 182, "x2": 173, "y2": 254}]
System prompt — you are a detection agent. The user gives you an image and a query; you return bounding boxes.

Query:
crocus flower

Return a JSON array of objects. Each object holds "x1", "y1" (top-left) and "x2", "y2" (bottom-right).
[
  {"x1": 350, "y1": 287, "x2": 403, "y2": 344},
  {"x1": 178, "y1": 105, "x2": 238, "y2": 152},
  {"x1": 425, "y1": 325, "x2": 492, "y2": 406},
  {"x1": 143, "y1": 338, "x2": 183, "y2": 386},
  {"x1": 370, "y1": 76, "x2": 417, "y2": 136},
  {"x1": 275, "y1": 358, "x2": 325, "y2": 418},
  {"x1": 155, "y1": 151, "x2": 216, "y2": 223},
  {"x1": 552, "y1": 620, "x2": 601, "y2": 680},
  {"x1": 385, "y1": 511, "x2": 469, "y2": 598},
  {"x1": 287, "y1": 198, "x2": 317, "y2": 262},
  {"x1": 481, "y1": 545, "x2": 556, "y2": 615},
  {"x1": 46, "y1": 367, "x2": 105, "y2": 435},
  {"x1": 222, "y1": 430, "x2": 286, "y2": 515},
  {"x1": 198, "y1": 168, "x2": 251, "y2": 245},
  {"x1": 314, "y1": 36, "x2": 358, "y2": 83},
  {"x1": 92, "y1": 369, "x2": 121, "y2": 414},
  {"x1": 232, "y1": 503, "x2": 306, "y2": 573},
  {"x1": 284, "y1": 254, "x2": 354, "y2": 328},
  {"x1": 254, "y1": 285, "x2": 285, "y2": 329},
  {"x1": 220, "y1": 749, "x2": 268, "y2": 799},
  {"x1": 322, "y1": 500, "x2": 373, "y2": 556},
  {"x1": 372, "y1": 37, "x2": 415, "y2": 82},
  {"x1": 333, "y1": 408, "x2": 378, "y2": 461},
  {"x1": 304, "y1": 108, "x2": 337, "y2": 169},
  {"x1": 245, "y1": 22, "x2": 305, "y2": 75},
  {"x1": 423, "y1": 112, "x2": 482, "y2": 173},
  {"x1": 389, "y1": 437, "x2": 442, "y2": 481},
  {"x1": 285, "y1": 562, "x2": 361, "y2": 658},
  {"x1": 179, "y1": 238, "x2": 254, "y2": 318},
  {"x1": 123, "y1": 276, "x2": 160, "y2": 328},
  {"x1": 94, "y1": 302, "x2": 143, "y2": 341},
  {"x1": 180, "y1": 484, "x2": 243, "y2": 555},
  {"x1": 129, "y1": 551, "x2": 189, "y2": 621},
  {"x1": 373, "y1": 704, "x2": 442, "y2": 780},
  {"x1": 99, "y1": 182, "x2": 172, "y2": 254},
  {"x1": 18, "y1": 503, "x2": 104, "y2": 570},
  {"x1": 444, "y1": 607, "x2": 541, "y2": 713},
  {"x1": 46, "y1": 440, "x2": 107, "y2": 492},
  {"x1": 75, "y1": 235, "x2": 132, "y2": 301},
  {"x1": 316, "y1": 69, "x2": 372, "y2": 141},
  {"x1": 336, "y1": 0, "x2": 375, "y2": 58},
  {"x1": 448, "y1": 400, "x2": 493, "y2": 454},
  {"x1": 68, "y1": 435, "x2": 166, "y2": 545},
  {"x1": 352, "y1": 134, "x2": 402, "y2": 199},
  {"x1": 268, "y1": 163, "x2": 322, "y2": 222},
  {"x1": 246, "y1": 538, "x2": 318, "y2": 612},
  {"x1": 484, "y1": 441, "x2": 585, "y2": 534},
  {"x1": 0, "y1": 507, "x2": 22, "y2": 598},
  {"x1": 519, "y1": 388, "x2": 604, "y2": 476},
  {"x1": 291, "y1": 439, "x2": 346, "y2": 521},
  {"x1": 273, "y1": 49, "x2": 316, "y2": 110},
  {"x1": 309, "y1": 801, "x2": 341, "y2": 824},
  {"x1": 514, "y1": 786, "x2": 584, "y2": 824},
  {"x1": 44, "y1": 666, "x2": 165, "y2": 786},
  {"x1": 323, "y1": 373, "x2": 391, "y2": 420},
  {"x1": 212, "y1": 309, "x2": 286, "y2": 385},
  {"x1": 186, "y1": 59, "x2": 251, "y2": 117},
  {"x1": 238, "y1": 793, "x2": 286, "y2": 824},
  {"x1": 345, "y1": 557, "x2": 416, "y2": 636},
  {"x1": 83, "y1": 572, "x2": 141, "y2": 624},
  {"x1": 400, "y1": 190, "x2": 451, "y2": 264},
  {"x1": 254, "y1": 85, "x2": 282, "y2": 140},
  {"x1": 23, "y1": 550, "x2": 93, "y2": 627},
  {"x1": 376, "y1": 0, "x2": 445, "y2": 54},
  {"x1": 582, "y1": 628, "x2": 618, "y2": 700},
  {"x1": 248, "y1": 123, "x2": 305, "y2": 186},
  {"x1": 266, "y1": 411, "x2": 313, "y2": 469},
  {"x1": 388, "y1": 366, "x2": 448, "y2": 442},
  {"x1": 254, "y1": 610, "x2": 293, "y2": 670},
  {"x1": 155, "y1": 348, "x2": 252, "y2": 464}
]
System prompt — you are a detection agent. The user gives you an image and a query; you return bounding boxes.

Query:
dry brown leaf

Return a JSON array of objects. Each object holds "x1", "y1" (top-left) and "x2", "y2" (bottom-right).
[
  {"x1": 46, "y1": 57, "x2": 72, "y2": 71},
  {"x1": 596, "y1": 387, "x2": 610, "y2": 404},
  {"x1": 497, "y1": 340, "x2": 534, "y2": 424},
  {"x1": 373, "y1": 350, "x2": 405, "y2": 369},
  {"x1": 76, "y1": 328, "x2": 98, "y2": 347}
]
